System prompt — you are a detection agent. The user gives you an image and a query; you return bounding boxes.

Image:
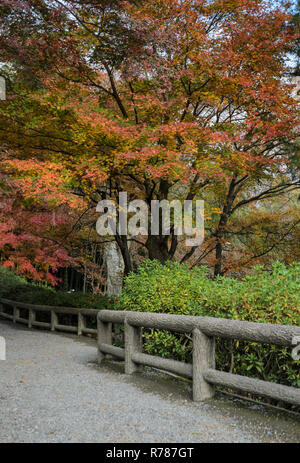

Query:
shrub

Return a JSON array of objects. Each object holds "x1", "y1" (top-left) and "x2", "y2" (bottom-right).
[
  {"x1": 0, "y1": 266, "x2": 114, "y2": 310},
  {"x1": 116, "y1": 260, "x2": 300, "y2": 391},
  {"x1": 0, "y1": 266, "x2": 29, "y2": 298}
]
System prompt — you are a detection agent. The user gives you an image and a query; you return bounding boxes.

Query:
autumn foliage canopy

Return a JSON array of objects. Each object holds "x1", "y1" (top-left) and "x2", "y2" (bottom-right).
[{"x1": 0, "y1": 0, "x2": 299, "y2": 284}]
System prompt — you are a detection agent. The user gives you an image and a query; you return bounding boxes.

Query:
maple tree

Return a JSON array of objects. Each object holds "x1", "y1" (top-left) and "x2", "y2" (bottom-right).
[
  {"x1": 0, "y1": 0, "x2": 299, "y2": 281},
  {"x1": 0, "y1": 156, "x2": 76, "y2": 283},
  {"x1": 0, "y1": 153, "x2": 110, "y2": 287}
]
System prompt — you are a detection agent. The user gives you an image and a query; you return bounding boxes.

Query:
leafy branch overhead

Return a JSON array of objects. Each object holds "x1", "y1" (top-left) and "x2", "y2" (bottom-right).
[{"x1": 0, "y1": 0, "x2": 299, "y2": 281}]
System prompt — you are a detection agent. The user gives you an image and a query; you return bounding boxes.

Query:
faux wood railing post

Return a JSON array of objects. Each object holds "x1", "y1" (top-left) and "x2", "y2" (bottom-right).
[
  {"x1": 28, "y1": 309, "x2": 35, "y2": 328},
  {"x1": 97, "y1": 319, "x2": 112, "y2": 364},
  {"x1": 51, "y1": 311, "x2": 58, "y2": 332},
  {"x1": 193, "y1": 328, "x2": 215, "y2": 401},
  {"x1": 78, "y1": 313, "x2": 84, "y2": 336},
  {"x1": 13, "y1": 305, "x2": 19, "y2": 324},
  {"x1": 124, "y1": 318, "x2": 142, "y2": 375}
]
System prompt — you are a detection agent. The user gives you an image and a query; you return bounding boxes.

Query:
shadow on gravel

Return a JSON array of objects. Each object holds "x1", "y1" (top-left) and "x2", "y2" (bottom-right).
[{"x1": 89, "y1": 356, "x2": 300, "y2": 443}]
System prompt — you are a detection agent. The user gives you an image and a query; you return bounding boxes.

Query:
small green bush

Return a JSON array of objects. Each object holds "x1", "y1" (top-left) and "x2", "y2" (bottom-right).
[
  {"x1": 0, "y1": 266, "x2": 29, "y2": 298},
  {"x1": 116, "y1": 260, "x2": 300, "y2": 391}
]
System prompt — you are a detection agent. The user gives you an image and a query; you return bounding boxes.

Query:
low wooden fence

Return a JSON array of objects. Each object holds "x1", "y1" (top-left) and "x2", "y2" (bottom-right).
[
  {"x1": 98, "y1": 310, "x2": 300, "y2": 406},
  {"x1": 0, "y1": 298, "x2": 99, "y2": 336}
]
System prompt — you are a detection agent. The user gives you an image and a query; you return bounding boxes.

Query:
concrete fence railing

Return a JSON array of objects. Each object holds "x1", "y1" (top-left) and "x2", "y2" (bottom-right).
[
  {"x1": 0, "y1": 298, "x2": 99, "y2": 336},
  {"x1": 1, "y1": 299, "x2": 299, "y2": 405},
  {"x1": 98, "y1": 310, "x2": 300, "y2": 406}
]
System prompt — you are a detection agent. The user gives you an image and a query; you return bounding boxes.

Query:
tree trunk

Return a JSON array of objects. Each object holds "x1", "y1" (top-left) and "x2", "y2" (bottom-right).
[
  {"x1": 83, "y1": 265, "x2": 87, "y2": 293},
  {"x1": 63, "y1": 267, "x2": 68, "y2": 291},
  {"x1": 214, "y1": 240, "x2": 224, "y2": 277},
  {"x1": 145, "y1": 234, "x2": 171, "y2": 264},
  {"x1": 114, "y1": 233, "x2": 133, "y2": 276},
  {"x1": 213, "y1": 179, "x2": 237, "y2": 277},
  {"x1": 104, "y1": 241, "x2": 125, "y2": 296},
  {"x1": 70, "y1": 268, "x2": 74, "y2": 290}
]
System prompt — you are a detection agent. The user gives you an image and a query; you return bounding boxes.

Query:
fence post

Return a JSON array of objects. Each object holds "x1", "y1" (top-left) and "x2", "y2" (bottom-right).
[
  {"x1": 28, "y1": 309, "x2": 35, "y2": 328},
  {"x1": 193, "y1": 328, "x2": 215, "y2": 401},
  {"x1": 13, "y1": 305, "x2": 19, "y2": 324},
  {"x1": 97, "y1": 318, "x2": 112, "y2": 364},
  {"x1": 51, "y1": 311, "x2": 58, "y2": 332},
  {"x1": 78, "y1": 312, "x2": 84, "y2": 336},
  {"x1": 124, "y1": 317, "x2": 143, "y2": 375}
]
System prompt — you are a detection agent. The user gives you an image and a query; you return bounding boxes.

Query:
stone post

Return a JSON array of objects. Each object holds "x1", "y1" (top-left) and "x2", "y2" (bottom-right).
[
  {"x1": 193, "y1": 328, "x2": 215, "y2": 401},
  {"x1": 124, "y1": 318, "x2": 142, "y2": 374},
  {"x1": 78, "y1": 312, "x2": 84, "y2": 336},
  {"x1": 13, "y1": 305, "x2": 19, "y2": 323},
  {"x1": 28, "y1": 309, "x2": 35, "y2": 328},
  {"x1": 51, "y1": 311, "x2": 58, "y2": 332},
  {"x1": 97, "y1": 319, "x2": 112, "y2": 364}
]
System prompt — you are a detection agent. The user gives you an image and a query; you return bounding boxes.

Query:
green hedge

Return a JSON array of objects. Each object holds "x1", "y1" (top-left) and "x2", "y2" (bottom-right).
[
  {"x1": 0, "y1": 266, "x2": 114, "y2": 310},
  {"x1": 0, "y1": 266, "x2": 114, "y2": 330},
  {"x1": 116, "y1": 260, "x2": 300, "y2": 392}
]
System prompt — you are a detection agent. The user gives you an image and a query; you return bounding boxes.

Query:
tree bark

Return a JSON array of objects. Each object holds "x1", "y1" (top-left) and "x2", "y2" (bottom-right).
[
  {"x1": 114, "y1": 233, "x2": 133, "y2": 276},
  {"x1": 145, "y1": 235, "x2": 170, "y2": 263},
  {"x1": 213, "y1": 179, "x2": 237, "y2": 277},
  {"x1": 103, "y1": 241, "x2": 125, "y2": 296}
]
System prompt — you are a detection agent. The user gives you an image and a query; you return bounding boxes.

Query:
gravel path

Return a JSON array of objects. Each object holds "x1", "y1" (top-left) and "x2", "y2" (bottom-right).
[{"x1": 0, "y1": 320, "x2": 299, "y2": 443}]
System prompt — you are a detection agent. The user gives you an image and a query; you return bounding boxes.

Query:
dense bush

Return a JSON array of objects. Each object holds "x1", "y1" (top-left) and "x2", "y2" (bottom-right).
[
  {"x1": 0, "y1": 266, "x2": 114, "y2": 329},
  {"x1": 0, "y1": 266, "x2": 114, "y2": 310},
  {"x1": 116, "y1": 260, "x2": 300, "y2": 390}
]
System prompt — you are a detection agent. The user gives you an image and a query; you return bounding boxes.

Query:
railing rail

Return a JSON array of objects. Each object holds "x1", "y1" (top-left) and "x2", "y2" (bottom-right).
[
  {"x1": 97, "y1": 310, "x2": 300, "y2": 405},
  {"x1": 0, "y1": 298, "x2": 99, "y2": 336}
]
